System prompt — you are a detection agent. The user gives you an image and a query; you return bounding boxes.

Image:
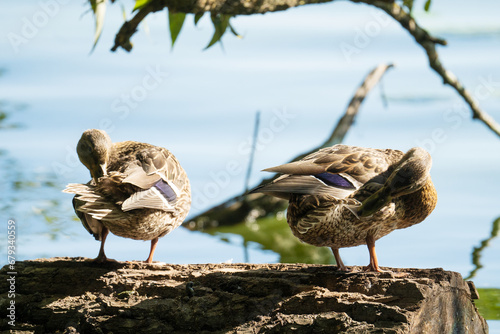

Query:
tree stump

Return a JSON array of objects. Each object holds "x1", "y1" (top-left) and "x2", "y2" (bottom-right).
[{"x1": 0, "y1": 257, "x2": 487, "y2": 333}]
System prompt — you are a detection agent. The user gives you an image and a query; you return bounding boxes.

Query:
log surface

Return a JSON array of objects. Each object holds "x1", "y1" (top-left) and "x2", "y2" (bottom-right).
[{"x1": 0, "y1": 257, "x2": 488, "y2": 333}]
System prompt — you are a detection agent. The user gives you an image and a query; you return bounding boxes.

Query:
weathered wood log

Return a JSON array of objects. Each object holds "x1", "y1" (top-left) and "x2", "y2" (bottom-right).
[{"x1": 1, "y1": 258, "x2": 487, "y2": 333}]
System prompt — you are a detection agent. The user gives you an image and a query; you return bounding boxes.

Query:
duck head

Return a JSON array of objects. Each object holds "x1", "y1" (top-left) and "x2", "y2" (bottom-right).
[
  {"x1": 76, "y1": 129, "x2": 112, "y2": 182},
  {"x1": 357, "y1": 147, "x2": 432, "y2": 217},
  {"x1": 386, "y1": 147, "x2": 432, "y2": 197}
]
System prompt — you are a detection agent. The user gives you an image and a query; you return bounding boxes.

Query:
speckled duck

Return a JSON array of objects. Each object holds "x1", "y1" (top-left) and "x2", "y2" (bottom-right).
[
  {"x1": 253, "y1": 144, "x2": 437, "y2": 272},
  {"x1": 64, "y1": 129, "x2": 191, "y2": 263}
]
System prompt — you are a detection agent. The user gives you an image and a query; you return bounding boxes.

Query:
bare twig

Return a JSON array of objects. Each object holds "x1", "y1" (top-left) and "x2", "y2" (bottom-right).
[
  {"x1": 366, "y1": 1, "x2": 500, "y2": 138},
  {"x1": 111, "y1": 4, "x2": 162, "y2": 51},
  {"x1": 244, "y1": 111, "x2": 261, "y2": 193}
]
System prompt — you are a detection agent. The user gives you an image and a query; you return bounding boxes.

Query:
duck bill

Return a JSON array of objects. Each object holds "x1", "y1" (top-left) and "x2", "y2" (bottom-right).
[
  {"x1": 90, "y1": 162, "x2": 108, "y2": 181},
  {"x1": 358, "y1": 187, "x2": 392, "y2": 217},
  {"x1": 99, "y1": 163, "x2": 108, "y2": 177}
]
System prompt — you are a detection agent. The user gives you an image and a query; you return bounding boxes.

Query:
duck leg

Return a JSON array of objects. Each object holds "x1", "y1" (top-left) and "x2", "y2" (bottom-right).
[
  {"x1": 331, "y1": 248, "x2": 348, "y2": 271},
  {"x1": 364, "y1": 234, "x2": 382, "y2": 272},
  {"x1": 94, "y1": 226, "x2": 113, "y2": 263},
  {"x1": 145, "y1": 237, "x2": 159, "y2": 263}
]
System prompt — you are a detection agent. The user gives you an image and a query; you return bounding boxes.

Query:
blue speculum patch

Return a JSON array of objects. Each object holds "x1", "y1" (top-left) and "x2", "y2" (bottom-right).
[
  {"x1": 154, "y1": 180, "x2": 177, "y2": 202},
  {"x1": 315, "y1": 172, "x2": 355, "y2": 189}
]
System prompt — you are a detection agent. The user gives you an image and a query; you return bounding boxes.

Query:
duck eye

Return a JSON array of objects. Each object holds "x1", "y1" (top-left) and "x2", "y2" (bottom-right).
[
  {"x1": 77, "y1": 141, "x2": 93, "y2": 156},
  {"x1": 84, "y1": 143, "x2": 92, "y2": 153}
]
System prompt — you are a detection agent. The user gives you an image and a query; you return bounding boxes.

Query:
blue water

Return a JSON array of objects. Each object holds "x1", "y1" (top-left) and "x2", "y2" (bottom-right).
[{"x1": 1, "y1": 0, "x2": 500, "y2": 330}]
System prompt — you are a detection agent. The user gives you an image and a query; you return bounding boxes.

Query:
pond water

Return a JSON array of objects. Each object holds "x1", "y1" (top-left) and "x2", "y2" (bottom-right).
[{"x1": 1, "y1": 0, "x2": 499, "y2": 329}]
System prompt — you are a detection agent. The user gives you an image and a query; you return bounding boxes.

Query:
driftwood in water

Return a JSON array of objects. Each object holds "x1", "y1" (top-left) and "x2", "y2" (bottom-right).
[
  {"x1": 186, "y1": 64, "x2": 394, "y2": 230},
  {"x1": 0, "y1": 257, "x2": 487, "y2": 333}
]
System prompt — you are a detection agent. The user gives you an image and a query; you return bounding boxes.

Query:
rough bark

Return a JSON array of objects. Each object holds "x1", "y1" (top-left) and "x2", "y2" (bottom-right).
[{"x1": 1, "y1": 257, "x2": 488, "y2": 333}]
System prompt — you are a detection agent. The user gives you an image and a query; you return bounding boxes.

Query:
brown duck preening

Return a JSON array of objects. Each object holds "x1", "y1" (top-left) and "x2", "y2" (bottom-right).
[
  {"x1": 64, "y1": 129, "x2": 191, "y2": 263},
  {"x1": 253, "y1": 144, "x2": 437, "y2": 272}
]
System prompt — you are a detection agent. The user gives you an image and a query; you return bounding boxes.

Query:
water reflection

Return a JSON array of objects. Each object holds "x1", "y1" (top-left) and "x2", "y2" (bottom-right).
[
  {"x1": 204, "y1": 215, "x2": 335, "y2": 264},
  {"x1": 0, "y1": 99, "x2": 25, "y2": 130},
  {"x1": 0, "y1": 150, "x2": 75, "y2": 242},
  {"x1": 0, "y1": 100, "x2": 75, "y2": 248},
  {"x1": 476, "y1": 288, "x2": 500, "y2": 320},
  {"x1": 466, "y1": 217, "x2": 500, "y2": 280},
  {"x1": 0, "y1": 98, "x2": 22, "y2": 214}
]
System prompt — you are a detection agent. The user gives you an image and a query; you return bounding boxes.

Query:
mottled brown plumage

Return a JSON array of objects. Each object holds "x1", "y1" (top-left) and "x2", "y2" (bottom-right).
[
  {"x1": 254, "y1": 144, "x2": 437, "y2": 272},
  {"x1": 64, "y1": 129, "x2": 191, "y2": 263}
]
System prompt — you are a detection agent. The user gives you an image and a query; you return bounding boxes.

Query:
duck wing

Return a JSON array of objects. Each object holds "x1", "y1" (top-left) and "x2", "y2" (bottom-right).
[
  {"x1": 120, "y1": 147, "x2": 187, "y2": 212},
  {"x1": 254, "y1": 145, "x2": 403, "y2": 199},
  {"x1": 64, "y1": 182, "x2": 123, "y2": 222},
  {"x1": 72, "y1": 195, "x2": 103, "y2": 240}
]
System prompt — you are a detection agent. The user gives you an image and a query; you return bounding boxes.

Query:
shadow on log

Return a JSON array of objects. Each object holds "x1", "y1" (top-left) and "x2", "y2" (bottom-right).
[{"x1": 1, "y1": 258, "x2": 488, "y2": 333}]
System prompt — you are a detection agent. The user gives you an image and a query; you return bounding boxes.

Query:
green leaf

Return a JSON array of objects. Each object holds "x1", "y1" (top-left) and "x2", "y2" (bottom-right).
[
  {"x1": 205, "y1": 14, "x2": 230, "y2": 50},
  {"x1": 133, "y1": 0, "x2": 151, "y2": 12},
  {"x1": 424, "y1": 0, "x2": 432, "y2": 12},
  {"x1": 169, "y1": 12, "x2": 186, "y2": 48},
  {"x1": 194, "y1": 13, "x2": 204, "y2": 25},
  {"x1": 89, "y1": 0, "x2": 107, "y2": 52},
  {"x1": 229, "y1": 22, "x2": 242, "y2": 39}
]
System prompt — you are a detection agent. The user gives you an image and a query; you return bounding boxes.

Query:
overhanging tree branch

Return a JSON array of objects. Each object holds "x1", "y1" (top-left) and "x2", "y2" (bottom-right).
[
  {"x1": 109, "y1": 0, "x2": 500, "y2": 138},
  {"x1": 111, "y1": 0, "x2": 393, "y2": 52},
  {"x1": 367, "y1": 1, "x2": 500, "y2": 138}
]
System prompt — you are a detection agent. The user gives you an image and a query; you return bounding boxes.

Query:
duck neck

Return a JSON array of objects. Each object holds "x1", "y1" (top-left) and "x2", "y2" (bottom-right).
[{"x1": 400, "y1": 178, "x2": 438, "y2": 227}]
